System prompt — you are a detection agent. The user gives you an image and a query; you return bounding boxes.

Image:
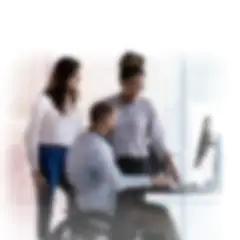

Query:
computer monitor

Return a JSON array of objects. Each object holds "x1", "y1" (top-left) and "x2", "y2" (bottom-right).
[{"x1": 194, "y1": 115, "x2": 214, "y2": 168}]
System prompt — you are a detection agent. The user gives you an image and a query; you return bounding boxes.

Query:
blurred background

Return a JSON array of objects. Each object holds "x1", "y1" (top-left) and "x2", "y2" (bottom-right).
[
  {"x1": 0, "y1": 1, "x2": 231, "y2": 240},
  {"x1": 5, "y1": 53, "x2": 224, "y2": 240}
]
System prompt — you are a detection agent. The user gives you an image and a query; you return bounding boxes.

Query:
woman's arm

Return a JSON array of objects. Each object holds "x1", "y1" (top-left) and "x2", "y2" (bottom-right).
[{"x1": 24, "y1": 95, "x2": 49, "y2": 171}]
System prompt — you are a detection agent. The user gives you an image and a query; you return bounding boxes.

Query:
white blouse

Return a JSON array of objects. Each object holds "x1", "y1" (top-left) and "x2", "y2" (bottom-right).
[
  {"x1": 24, "y1": 94, "x2": 83, "y2": 170},
  {"x1": 106, "y1": 94, "x2": 167, "y2": 159}
]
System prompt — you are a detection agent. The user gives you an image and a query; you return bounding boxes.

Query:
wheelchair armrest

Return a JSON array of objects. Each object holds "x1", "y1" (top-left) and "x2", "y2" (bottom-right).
[{"x1": 83, "y1": 212, "x2": 112, "y2": 232}]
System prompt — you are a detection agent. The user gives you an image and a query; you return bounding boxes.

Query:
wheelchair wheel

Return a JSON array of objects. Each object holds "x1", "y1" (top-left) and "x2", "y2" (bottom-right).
[
  {"x1": 47, "y1": 218, "x2": 74, "y2": 240},
  {"x1": 48, "y1": 216, "x2": 110, "y2": 240}
]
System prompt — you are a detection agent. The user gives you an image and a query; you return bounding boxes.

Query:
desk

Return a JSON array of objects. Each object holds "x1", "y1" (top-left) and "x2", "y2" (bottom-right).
[{"x1": 118, "y1": 184, "x2": 222, "y2": 240}]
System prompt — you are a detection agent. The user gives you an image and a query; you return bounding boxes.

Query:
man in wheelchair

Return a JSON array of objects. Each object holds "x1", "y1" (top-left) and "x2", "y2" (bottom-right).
[{"x1": 64, "y1": 101, "x2": 180, "y2": 240}]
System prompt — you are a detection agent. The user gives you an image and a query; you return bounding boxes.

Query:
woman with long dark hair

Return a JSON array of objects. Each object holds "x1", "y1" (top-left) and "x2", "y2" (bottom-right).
[{"x1": 25, "y1": 56, "x2": 82, "y2": 240}]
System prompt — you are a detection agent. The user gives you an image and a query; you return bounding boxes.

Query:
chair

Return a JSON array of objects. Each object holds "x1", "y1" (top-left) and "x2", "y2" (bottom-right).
[
  {"x1": 49, "y1": 116, "x2": 223, "y2": 240},
  {"x1": 48, "y1": 211, "x2": 111, "y2": 240}
]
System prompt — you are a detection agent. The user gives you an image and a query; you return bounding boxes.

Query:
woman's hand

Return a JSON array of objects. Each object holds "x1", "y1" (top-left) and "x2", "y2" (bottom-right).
[{"x1": 32, "y1": 171, "x2": 47, "y2": 190}]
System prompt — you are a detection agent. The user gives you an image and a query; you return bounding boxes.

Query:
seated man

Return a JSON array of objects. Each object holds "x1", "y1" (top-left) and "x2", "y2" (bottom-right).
[{"x1": 66, "y1": 101, "x2": 178, "y2": 240}]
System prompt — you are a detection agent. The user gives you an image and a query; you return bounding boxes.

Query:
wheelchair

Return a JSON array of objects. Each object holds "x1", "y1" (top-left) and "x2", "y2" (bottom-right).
[
  {"x1": 47, "y1": 188, "x2": 172, "y2": 240},
  {"x1": 48, "y1": 207, "x2": 165, "y2": 240},
  {"x1": 47, "y1": 148, "x2": 169, "y2": 240},
  {"x1": 48, "y1": 210, "x2": 112, "y2": 240}
]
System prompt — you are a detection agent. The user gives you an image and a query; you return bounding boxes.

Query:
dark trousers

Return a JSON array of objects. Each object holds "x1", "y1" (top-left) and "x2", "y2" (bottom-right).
[
  {"x1": 111, "y1": 157, "x2": 180, "y2": 240},
  {"x1": 118, "y1": 154, "x2": 167, "y2": 175},
  {"x1": 36, "y1": 145, "x2": 74, "y2": 240}
]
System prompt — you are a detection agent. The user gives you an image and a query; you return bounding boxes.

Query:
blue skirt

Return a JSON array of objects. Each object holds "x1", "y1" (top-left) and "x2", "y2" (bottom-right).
[{"x1": 38, "y1": 144, "x2": 68, "y2": 189}]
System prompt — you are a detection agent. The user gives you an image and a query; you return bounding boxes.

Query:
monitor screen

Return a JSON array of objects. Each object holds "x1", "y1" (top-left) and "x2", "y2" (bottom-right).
[{"x1": 194, "y1": 116, "x2": 214, "y2": 167}]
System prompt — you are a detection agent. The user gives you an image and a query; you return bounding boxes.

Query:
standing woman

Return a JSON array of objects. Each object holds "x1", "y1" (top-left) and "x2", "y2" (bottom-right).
[{"x1": 24, "y1": 56, "x2": 82, "y2": 240}]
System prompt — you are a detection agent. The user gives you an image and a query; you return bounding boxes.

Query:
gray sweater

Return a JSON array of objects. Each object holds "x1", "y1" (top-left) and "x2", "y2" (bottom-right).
[
  {"x1": 105, "y1": 94, "x2": 167, "y2": 159},
  {"x1": 66, "y1": 132, "x2": 151, "y2": 215}
]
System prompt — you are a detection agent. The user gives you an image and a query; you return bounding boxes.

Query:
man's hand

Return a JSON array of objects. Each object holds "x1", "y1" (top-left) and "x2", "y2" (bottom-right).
[
  {"x1": 32, "y1": 170, "x2": 47, "y2": 190},
  {"x1": 151, "y1": 174, "x2": 175, "y2": 188},
  {"x1": 165, "y1": 152, "x2": 180, "y2": 184}
]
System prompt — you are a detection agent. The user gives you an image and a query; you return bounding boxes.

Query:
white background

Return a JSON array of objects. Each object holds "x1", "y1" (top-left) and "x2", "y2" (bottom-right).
[{"x1": 0, "y1": 0, "x2": 238, "y2": 240}]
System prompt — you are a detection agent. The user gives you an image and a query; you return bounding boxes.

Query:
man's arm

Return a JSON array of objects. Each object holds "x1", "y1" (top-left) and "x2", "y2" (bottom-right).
[
  {"x1": 66, "y1": 140, "x2": 174, "y2": 193},
  {"x1": 147, "y1": 102, "x2": 180, "y2": 183},
  {"x1": 99, "y1": 146, "x2": 152, "y2": 191}
]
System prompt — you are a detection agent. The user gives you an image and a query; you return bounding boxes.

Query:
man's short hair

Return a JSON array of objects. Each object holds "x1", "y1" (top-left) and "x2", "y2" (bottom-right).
[
  {"x1": 118, "y1": 51, "x2": 145, "y2": 82},
  {"x1": 90, "y1": 101, "x2": 114, "y2": 124}
]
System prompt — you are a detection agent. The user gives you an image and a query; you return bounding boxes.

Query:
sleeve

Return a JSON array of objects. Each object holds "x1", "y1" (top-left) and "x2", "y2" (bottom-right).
[
  {"x1": 147, "y1": 101, "x2": 168, "y2": 159},
  {"x1": 99, "y1": 146, "x2": 152, "y2": 191},
  {"x1": 65, "y1": 136, "x2": 84, "y2": 190},
  {"x1": 24, "y1": 96, "x2": 49, "y2": 171}
]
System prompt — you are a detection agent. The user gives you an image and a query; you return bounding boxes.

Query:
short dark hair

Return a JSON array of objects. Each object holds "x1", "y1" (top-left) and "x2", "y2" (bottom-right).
[
  {"x1": 90, "y1": 101, "x2": 114, "y2": 124},
  {"x1": 119, "y1": 51, "x2": 145, "y2": 67},
  {"x1": 119, "y1": 51, "x2": 145, "y2": 83}
]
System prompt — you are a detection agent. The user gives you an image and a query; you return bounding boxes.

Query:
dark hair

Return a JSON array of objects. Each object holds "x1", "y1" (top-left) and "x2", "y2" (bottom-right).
[
  {"x1": 90, "y1": 101, "x2": 114, "y2": 124},
  {"x1": 45, "y1": 56, "x2": 80, "y2": 113},
  {"x1": 119, "y1": 51, "x2": 145, "y2": 83}
]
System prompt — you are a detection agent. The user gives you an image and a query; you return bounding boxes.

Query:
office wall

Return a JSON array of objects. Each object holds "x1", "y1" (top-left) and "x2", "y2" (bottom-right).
[{"x1": 184, "y1": 57, "x2": 224, "y2": 183}]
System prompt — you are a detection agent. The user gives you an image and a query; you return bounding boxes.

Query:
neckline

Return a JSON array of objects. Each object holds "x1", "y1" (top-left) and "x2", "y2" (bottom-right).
[
  {"x1": 117, "y1": 93, "x2": 139, "y2": 106},
  {"x1": 88, "y1": 130, "x2": 105, "y2": 139}
]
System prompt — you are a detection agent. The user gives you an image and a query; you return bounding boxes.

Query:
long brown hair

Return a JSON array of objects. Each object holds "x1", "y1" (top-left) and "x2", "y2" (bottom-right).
[{"x1": 45, "y1": 56, "x2": 80, "y2": 113}]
